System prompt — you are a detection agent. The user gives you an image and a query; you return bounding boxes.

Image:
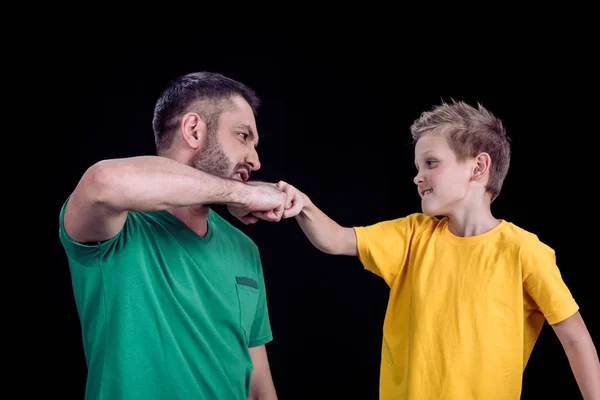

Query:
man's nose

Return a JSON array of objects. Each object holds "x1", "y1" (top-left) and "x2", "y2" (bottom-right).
[{"x1": 245, "y1": 147, "x2": 261, "y2": 171}]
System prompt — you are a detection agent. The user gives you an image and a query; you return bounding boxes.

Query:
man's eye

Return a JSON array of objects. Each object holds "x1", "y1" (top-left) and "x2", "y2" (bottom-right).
[{"x1": 238, "y1": 132, "x2": 249, "y2": 140}]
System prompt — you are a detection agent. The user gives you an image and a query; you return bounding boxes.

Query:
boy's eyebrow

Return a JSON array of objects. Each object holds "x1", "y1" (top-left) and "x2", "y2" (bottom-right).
[{"x1": 414, "y1": 150, "x2": 437, "y2": 166}]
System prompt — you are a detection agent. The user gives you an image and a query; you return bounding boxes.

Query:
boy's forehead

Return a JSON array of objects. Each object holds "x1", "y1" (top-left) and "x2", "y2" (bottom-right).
[
  {"x1": 414, "y1": 135, "x2": 455, "y2": 165},
  {"x1": 415, "y1": 135, "x2": 448, "y2": 154}
]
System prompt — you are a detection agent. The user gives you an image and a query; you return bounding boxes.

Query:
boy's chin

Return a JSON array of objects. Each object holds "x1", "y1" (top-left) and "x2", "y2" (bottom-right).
[
  {"x1": 421, "y1": 203, "x2": 446, "y2": 217},
  {"x1": 421, "y1": 202, "x2": 436, "y2": 215},
  {"x1": 422, "y1": 209, "x2": 439, "y2": 217}
]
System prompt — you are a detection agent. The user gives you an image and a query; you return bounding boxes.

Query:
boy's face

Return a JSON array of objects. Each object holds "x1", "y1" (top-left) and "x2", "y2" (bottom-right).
[{"x1": 413, "y1": 133, "x2": 475, "y2": 216}]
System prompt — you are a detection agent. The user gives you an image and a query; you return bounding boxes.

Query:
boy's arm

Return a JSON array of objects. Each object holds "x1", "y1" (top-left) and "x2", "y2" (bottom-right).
[
  {"x1": 295, "y1": 193, "x2": 358, "y2": 256},
  {"x1": 551, "y1": 311, "x2": 600, "y2": 399},
  {"x1": 231, "y1": 181, "x2": 357, "y2": 256},
  {"x1": 64, "y1": 156, "x2": 286, "y2": 243}
]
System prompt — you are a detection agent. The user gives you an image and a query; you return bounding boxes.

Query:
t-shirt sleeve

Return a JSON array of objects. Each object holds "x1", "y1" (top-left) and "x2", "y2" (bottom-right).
[
  {"x1": 57, "y1": 196, "x2": 130, "y2": 266},
  {"x1": 521, "y1": 238, "x2": 579, "y2": 325},
  {"x1": 353, "y1": 213, "x2": 434, "y2": 287},
  {"x1": 249, "y1": 248, "x2": 273, "y2": 347}
]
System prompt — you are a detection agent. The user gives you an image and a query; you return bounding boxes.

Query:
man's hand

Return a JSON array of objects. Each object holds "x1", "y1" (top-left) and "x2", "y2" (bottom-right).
[
  {"x1": 227, "y1": 180, "x2": 307, "y2": 225},
  {"x1": 228, "y1": 181, "x2": 286, "y2": 225}
]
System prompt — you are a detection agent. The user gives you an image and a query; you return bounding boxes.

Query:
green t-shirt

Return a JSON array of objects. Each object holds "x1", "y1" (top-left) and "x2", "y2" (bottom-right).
[{"x1": 58, "y1": 199, "x2": 273, "y2": 400}]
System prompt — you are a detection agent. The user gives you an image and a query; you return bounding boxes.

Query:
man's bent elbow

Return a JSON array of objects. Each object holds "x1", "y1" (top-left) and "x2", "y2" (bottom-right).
[{"x1": 80, "y1": 160, "x2": 125, "y2": 206}]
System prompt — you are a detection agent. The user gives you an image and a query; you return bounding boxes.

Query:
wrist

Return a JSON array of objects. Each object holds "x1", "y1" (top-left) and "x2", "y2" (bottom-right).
[
  {"x1": 297, "y1": 193, "x2": 313, "y2": 218},
  {"x1": 225, "y1": 179, "x2": 250, "y2": 206}
]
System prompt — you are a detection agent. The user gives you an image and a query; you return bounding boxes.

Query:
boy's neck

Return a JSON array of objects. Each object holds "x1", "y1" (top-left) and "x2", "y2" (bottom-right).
[{"x1": 445, "y1": 201, "x2": 500, "y2": 237}]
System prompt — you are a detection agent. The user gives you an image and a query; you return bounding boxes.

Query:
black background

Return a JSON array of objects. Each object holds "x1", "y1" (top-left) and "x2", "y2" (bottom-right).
[{"x1": 38, "y1": 23, "x2": 598, "y2": 399}]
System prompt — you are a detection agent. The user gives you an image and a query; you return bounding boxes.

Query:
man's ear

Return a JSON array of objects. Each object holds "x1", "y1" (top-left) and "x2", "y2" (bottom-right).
[
  {"x1": 179, "y1": 112, "x2": 208, "y2": 150},
  {"x1": 472, "y1": 152, "x2": 491, "y2": 181}
]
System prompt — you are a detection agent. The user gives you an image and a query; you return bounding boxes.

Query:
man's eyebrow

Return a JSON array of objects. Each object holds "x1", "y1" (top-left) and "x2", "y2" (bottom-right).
[{"x1": 235, "y1": 124, "x2": 258, "y2": 147}]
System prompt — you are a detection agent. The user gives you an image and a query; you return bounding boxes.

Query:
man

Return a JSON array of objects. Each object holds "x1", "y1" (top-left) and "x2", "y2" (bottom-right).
[{"x1": 58, "y1": 71, "x2": 283, "y2": 399}]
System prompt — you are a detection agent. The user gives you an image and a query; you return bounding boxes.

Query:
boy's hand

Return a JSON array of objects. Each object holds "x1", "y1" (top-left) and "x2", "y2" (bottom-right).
[{"x1": 276, "y1": 180, "x2": 306, "y2": 218}]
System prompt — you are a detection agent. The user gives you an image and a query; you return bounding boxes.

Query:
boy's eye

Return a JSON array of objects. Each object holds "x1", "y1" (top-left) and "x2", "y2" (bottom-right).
[{"x1": 426, "y1": 160, "x2": 437, "y2": 166}]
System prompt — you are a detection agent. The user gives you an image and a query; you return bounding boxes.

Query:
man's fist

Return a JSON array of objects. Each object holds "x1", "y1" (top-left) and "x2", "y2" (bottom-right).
[{"x1": 228, "y1": 181, "x2": 286, "y2": 225}]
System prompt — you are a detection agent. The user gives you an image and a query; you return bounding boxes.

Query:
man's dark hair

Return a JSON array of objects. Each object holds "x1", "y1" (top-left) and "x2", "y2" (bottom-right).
[{"x1": 152, "y1": 71, "x2": 261, "y2": 153}]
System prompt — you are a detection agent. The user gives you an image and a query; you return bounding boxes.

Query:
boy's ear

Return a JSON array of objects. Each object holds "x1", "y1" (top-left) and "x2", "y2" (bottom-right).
[{"x1": 472, "y1": 152, "x2": 491, "y2": 180}]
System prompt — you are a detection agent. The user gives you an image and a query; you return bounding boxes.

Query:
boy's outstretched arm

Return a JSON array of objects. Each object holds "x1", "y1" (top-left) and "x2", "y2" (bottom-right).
[
  {"x1": 551, "y1": 311, "x2": 600, "y2": 399},
  {"x1": 227, "y1": 180, "x2": 357, "y2": 255},
  {"x1": 275, "y1": 181, "x2": 358, "y2": 256}
]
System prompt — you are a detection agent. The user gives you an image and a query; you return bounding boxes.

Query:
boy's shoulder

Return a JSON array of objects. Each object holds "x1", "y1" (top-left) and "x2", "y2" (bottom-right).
[
  {"x1": 501, "y1": 220, "x2": 555, "y2": 256},
  {"x1": 406, "y1": 212, "x2": 445, "y2": 232},
  {"x1": 359, "y1": 212, "x2": 443, "y2": 237},
  {"x1": 361, "y1": 212, "x2": 437, "y2": 224},
  {"x1": 383, "y1": 212, "x2": 442, "y2": 225}
]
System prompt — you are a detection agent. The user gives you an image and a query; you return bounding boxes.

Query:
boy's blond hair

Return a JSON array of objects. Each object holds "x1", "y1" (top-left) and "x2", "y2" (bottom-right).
[{"x1": 410, "y1": 100, "x2": 511, "y2": 202}]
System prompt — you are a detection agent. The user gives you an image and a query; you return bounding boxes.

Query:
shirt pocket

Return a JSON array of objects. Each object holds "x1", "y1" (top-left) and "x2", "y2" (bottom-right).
[{"x1": 235, "y1": 276, "x2": 259, "y2": 343}]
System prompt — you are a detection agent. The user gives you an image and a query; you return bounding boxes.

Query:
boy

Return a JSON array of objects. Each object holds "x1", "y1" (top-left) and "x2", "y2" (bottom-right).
[{"x1": 232, "y1": 100, "x2": 600, "y2": 399}]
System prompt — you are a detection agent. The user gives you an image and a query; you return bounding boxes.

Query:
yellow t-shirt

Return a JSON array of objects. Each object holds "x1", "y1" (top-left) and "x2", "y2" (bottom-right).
[{"x1": 354, "y1": 213, "x2": 578, "y2": 400}]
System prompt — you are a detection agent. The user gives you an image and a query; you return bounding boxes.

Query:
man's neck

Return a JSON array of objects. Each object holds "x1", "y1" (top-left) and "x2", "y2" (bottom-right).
[{"x1": 168, "y1": 205, "x2": 210, "y2": 237}]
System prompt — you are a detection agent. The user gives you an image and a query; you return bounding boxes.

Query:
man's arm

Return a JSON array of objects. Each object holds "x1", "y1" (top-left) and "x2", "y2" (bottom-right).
[
  {"x1": 551, "y1": 311, "x2": 600, "y2": 399},
  {"x1": 64, "y1": 156, "x2": 285, "y2": 243},
  {"x1": 248, "y1": 345, "x2": 277, "y2": 400}
]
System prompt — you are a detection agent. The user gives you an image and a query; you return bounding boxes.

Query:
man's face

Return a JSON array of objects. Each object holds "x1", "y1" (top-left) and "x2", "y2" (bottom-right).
[{"x1": 193, "y1": 96, "x2": 260, "y2": 182}]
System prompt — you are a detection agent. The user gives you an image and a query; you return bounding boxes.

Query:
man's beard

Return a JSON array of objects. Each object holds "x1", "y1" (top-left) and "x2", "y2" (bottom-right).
[{"x1": 192, "y1": 131, "x2": 249, "y2": 181}]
